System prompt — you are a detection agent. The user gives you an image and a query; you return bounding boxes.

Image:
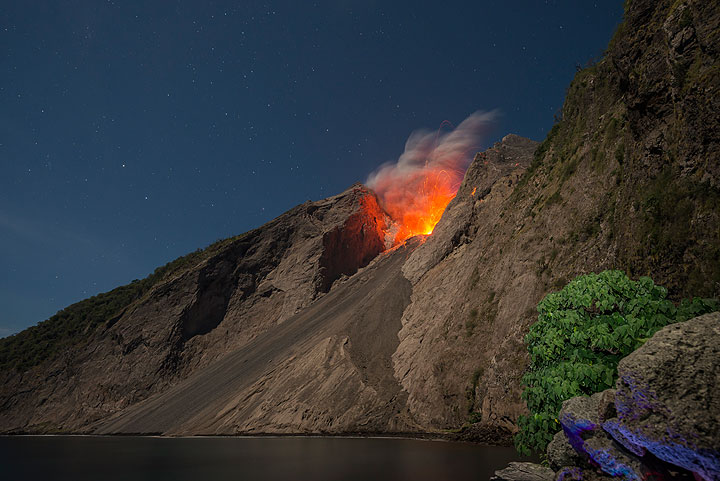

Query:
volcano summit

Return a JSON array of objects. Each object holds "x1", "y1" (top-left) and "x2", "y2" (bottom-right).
[{"x1": 0, "y1": 134, "x2": 538, "y2": 439}]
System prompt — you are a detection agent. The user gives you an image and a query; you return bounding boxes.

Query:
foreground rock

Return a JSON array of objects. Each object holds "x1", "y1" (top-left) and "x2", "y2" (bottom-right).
[
  {"x1": 611, "y1": 312, "x2": 720, "y2": 481},
  {"x1": 491, "y1": 462, "x2": 555, "y2": 481},
  {"x1": 546, "y1": 431, "x2": 584, "y2": 471},
  {"x1": 495, "y1": 313, "x2": 719, "y2": 481}
]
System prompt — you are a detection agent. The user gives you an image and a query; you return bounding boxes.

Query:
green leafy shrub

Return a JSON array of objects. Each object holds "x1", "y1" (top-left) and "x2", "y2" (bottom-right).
[{"x1": 514, "y1": 270, "x2": 718, "y2": 454}]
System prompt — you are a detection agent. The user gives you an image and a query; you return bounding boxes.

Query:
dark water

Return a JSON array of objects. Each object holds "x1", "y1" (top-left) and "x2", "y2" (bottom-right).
[{"x1": 0, "y1": 436, "x2": 532, "y2": 481}]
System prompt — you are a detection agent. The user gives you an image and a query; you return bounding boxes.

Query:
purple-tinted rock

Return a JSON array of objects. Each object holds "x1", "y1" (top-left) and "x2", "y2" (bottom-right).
[
  {"x1": 558, "y1": 389, "x2": 616, "y2": 455},
  {"x1": 613, "y1": 313, "x2": 720, "y2": 481},
  {"x1": 582, "y1": 435, "x2": 649, "y2": 481},
  {"x1": 555, "y1": 466, "x2": 616, "y2": 481},
  {"x1": 555, "y1": 467, "x2": 584, "y2": 481},
  {"x1": 602, "y1": 418, "x2": 646, "y2": 457}
]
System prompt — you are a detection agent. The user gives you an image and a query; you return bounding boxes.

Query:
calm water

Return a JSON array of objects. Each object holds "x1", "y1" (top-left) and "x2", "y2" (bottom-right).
[{"x1": 0, "y1": 436, "x2": 531, "y2": 481}]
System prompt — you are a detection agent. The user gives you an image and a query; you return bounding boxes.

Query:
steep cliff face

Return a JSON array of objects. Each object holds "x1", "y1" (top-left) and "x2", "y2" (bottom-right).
[
  {"x1": 0, "y1": 185, "x2": 391, "y2": 433},
  {"x1": 384, "y1": 0, "x2": 719, "y2": 440}
]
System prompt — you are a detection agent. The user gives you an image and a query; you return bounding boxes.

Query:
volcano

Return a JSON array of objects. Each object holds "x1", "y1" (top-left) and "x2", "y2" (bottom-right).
[
  {"x1": 0, "y1": 134, "x2": 538, "y2": 439},
  {"x1": 2, "y1": 0, "x2": 719, "y2": 442}
]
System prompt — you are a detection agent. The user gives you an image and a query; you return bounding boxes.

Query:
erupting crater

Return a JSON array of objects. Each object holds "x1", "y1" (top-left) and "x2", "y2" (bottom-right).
[
  {"x1": 366, "y1": 111, "x2": 495, "y2": 245},
  {"x1": 381, "y1": 167, "x2": 463, "y2": 244}
]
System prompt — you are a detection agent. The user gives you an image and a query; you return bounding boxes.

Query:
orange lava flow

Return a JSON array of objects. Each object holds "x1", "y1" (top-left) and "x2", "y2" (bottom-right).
[{"x1": 386, "y1": 168, "x2": 462, "y2": 244}]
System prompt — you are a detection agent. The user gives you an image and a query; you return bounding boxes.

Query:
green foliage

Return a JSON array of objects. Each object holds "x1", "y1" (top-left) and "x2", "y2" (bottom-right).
[
  {"x1": 514, "y1": 270, "x2": 718, "y2": 455},
  {"x1": 0, "y1": 235, "x2": 244, "y2": 372},
  {"x1": 517, "y1": 124, "x2": 560, "y2": 190}
]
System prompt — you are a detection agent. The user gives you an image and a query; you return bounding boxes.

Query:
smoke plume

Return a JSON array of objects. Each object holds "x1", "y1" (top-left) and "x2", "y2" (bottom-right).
[{"x1": 367, "y1": 110, "x2": 497, "y2": 244}]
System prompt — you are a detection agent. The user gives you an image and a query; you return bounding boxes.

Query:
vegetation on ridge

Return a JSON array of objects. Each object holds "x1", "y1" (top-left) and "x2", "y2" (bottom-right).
[
  {"x1": 514, "y1": 270, "x2": 718, "y2": 454},
  {"x1": 0, "y1": 235, "x2": 244, "y2": 373}
]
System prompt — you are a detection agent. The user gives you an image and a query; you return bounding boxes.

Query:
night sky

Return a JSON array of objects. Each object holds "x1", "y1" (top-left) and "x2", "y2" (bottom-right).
[{"x1": 1, "y1": 1, "x2": 624, "y2": 336}]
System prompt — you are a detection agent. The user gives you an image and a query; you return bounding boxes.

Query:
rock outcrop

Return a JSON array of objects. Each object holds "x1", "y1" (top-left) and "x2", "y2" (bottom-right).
[
  {"x1": 494, "y1": 313, "x2": 720, "y2": 481},
  {"x1": 547, "y1": 431, "x2": 584, "y2": 471},
  {"x1": 491, "y1": 462, "x2": 555, "y2": 481},
  {"x1": 611, "y1": 312, "x2": 720, "y2": 480}
]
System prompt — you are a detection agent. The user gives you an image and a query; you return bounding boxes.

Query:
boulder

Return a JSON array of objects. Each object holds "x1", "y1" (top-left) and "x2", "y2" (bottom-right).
[
  {"x1": 558, "y1": 389, "x2": 664, "y2": 481},
  {"x1": 491, "y1": 462, "x2": 555, "y2": 481},
  {"x1": 547, "y1": 430, "x2": 584, "y2": 471},
  {"x1": 612, "y1": 312, "x2": 720, "y2": 481},
  {"x1": 582, "y1": 435, "x2": 656, "y2": 481},
  {"x1": 558, "y1": 389, "x2": 616, "y2": 454}
]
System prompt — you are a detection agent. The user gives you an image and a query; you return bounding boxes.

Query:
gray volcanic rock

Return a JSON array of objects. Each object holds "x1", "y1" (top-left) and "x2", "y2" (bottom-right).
[
  {"x1": 527, "y1": 314, "x2": 720, "y2": 481},
  {"x1": 556, "y1": 390, "x2": 664, "y2": 481},
  {"x1": 555, "y1": 467, "x2": 615, "y2": 481},
  {"x1": 547, "y1": 430, "x2": 584, "y2": 471},
  {"x1": 581, "y1": 435, "x2": 657, "y2": 481},
  {"x1": 491, "y1": 462, "x2": 555, "y2": 481},
  {"x1": 612, "y1": 312, "x2": 720, "y2": 481},
  {"x1": 558, "y1": 389, "x2": 616, "y2": 454},
  {"x1": 393, "y1": 134, "x2": 538, "y2": 434}
]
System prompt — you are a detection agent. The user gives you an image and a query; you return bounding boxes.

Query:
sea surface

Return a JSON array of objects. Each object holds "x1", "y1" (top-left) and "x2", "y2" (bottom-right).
[{"x1": 0, "y1": 435, "x2": 532, "y2": 481}]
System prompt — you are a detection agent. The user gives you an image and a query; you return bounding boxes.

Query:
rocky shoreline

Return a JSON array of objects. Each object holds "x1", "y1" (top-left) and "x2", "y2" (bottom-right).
[{"x1": 492, "y1": 312, "x2": 720, "y2": 481}]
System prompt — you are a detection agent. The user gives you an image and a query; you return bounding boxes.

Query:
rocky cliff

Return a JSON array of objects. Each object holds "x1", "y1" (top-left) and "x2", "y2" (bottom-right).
[
  {"x1": 397, "y1": 0, "x2": 720, "y2": 439},
  {"x1": 492, "y1": 312, "x2": 720, "y2": 481},
  {"x1": 1, "y1": 0, "x2": 718, "y2": 440}
]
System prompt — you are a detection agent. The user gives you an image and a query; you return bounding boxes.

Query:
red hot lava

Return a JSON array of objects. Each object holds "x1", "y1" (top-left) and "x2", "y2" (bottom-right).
[{"x1": 367, "y1": 111, "x2": 496, "y2": 245}]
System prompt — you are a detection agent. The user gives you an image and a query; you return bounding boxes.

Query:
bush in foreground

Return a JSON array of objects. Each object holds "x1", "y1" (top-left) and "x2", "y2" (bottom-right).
[{"x1": 514, "y1": 270, "x2": 718, "y2": 454}]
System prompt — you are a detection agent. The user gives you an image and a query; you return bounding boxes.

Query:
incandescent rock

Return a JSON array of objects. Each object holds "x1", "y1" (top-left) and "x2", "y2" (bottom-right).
[
  {"x1": 491, "y1": 462, "x2": 555, "y2": 481},
  {"x1": 612, "y1": 312, "x2": 720, "y2": 481},
  {"x1": 402, "y1": 134, "x2": 538, "y2": 284}
]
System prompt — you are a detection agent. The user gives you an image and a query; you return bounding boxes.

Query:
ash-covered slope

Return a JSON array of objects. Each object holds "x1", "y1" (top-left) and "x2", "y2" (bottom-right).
[
  {"x1": 0, "y1": 185, "x2": 392, "y2": 433},
  {"x1": 96, "y1": 239, "x2": 417, "y2": 435},
  {"x1": 0, "y1": 134, "x2": 536, "y2": 436}
]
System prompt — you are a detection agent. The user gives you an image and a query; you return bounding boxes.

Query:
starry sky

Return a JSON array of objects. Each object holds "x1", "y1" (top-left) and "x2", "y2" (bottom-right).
[{"x1": 1, "y1": 1, "x2": 624, "y2": 337}]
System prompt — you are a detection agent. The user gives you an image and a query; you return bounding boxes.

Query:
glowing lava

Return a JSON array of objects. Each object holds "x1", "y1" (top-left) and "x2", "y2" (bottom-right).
[
  {"x1": 384, "y1": 167, "x2": 463, "y2": 244},
  {"x1": 366, "y1": 111, "x2": 496, "y2": 245}
]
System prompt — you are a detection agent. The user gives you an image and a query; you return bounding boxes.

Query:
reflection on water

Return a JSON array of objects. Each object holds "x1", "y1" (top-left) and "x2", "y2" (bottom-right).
[{"x1": 0, "y1": 436, "x2": 532, "y2": 481}]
